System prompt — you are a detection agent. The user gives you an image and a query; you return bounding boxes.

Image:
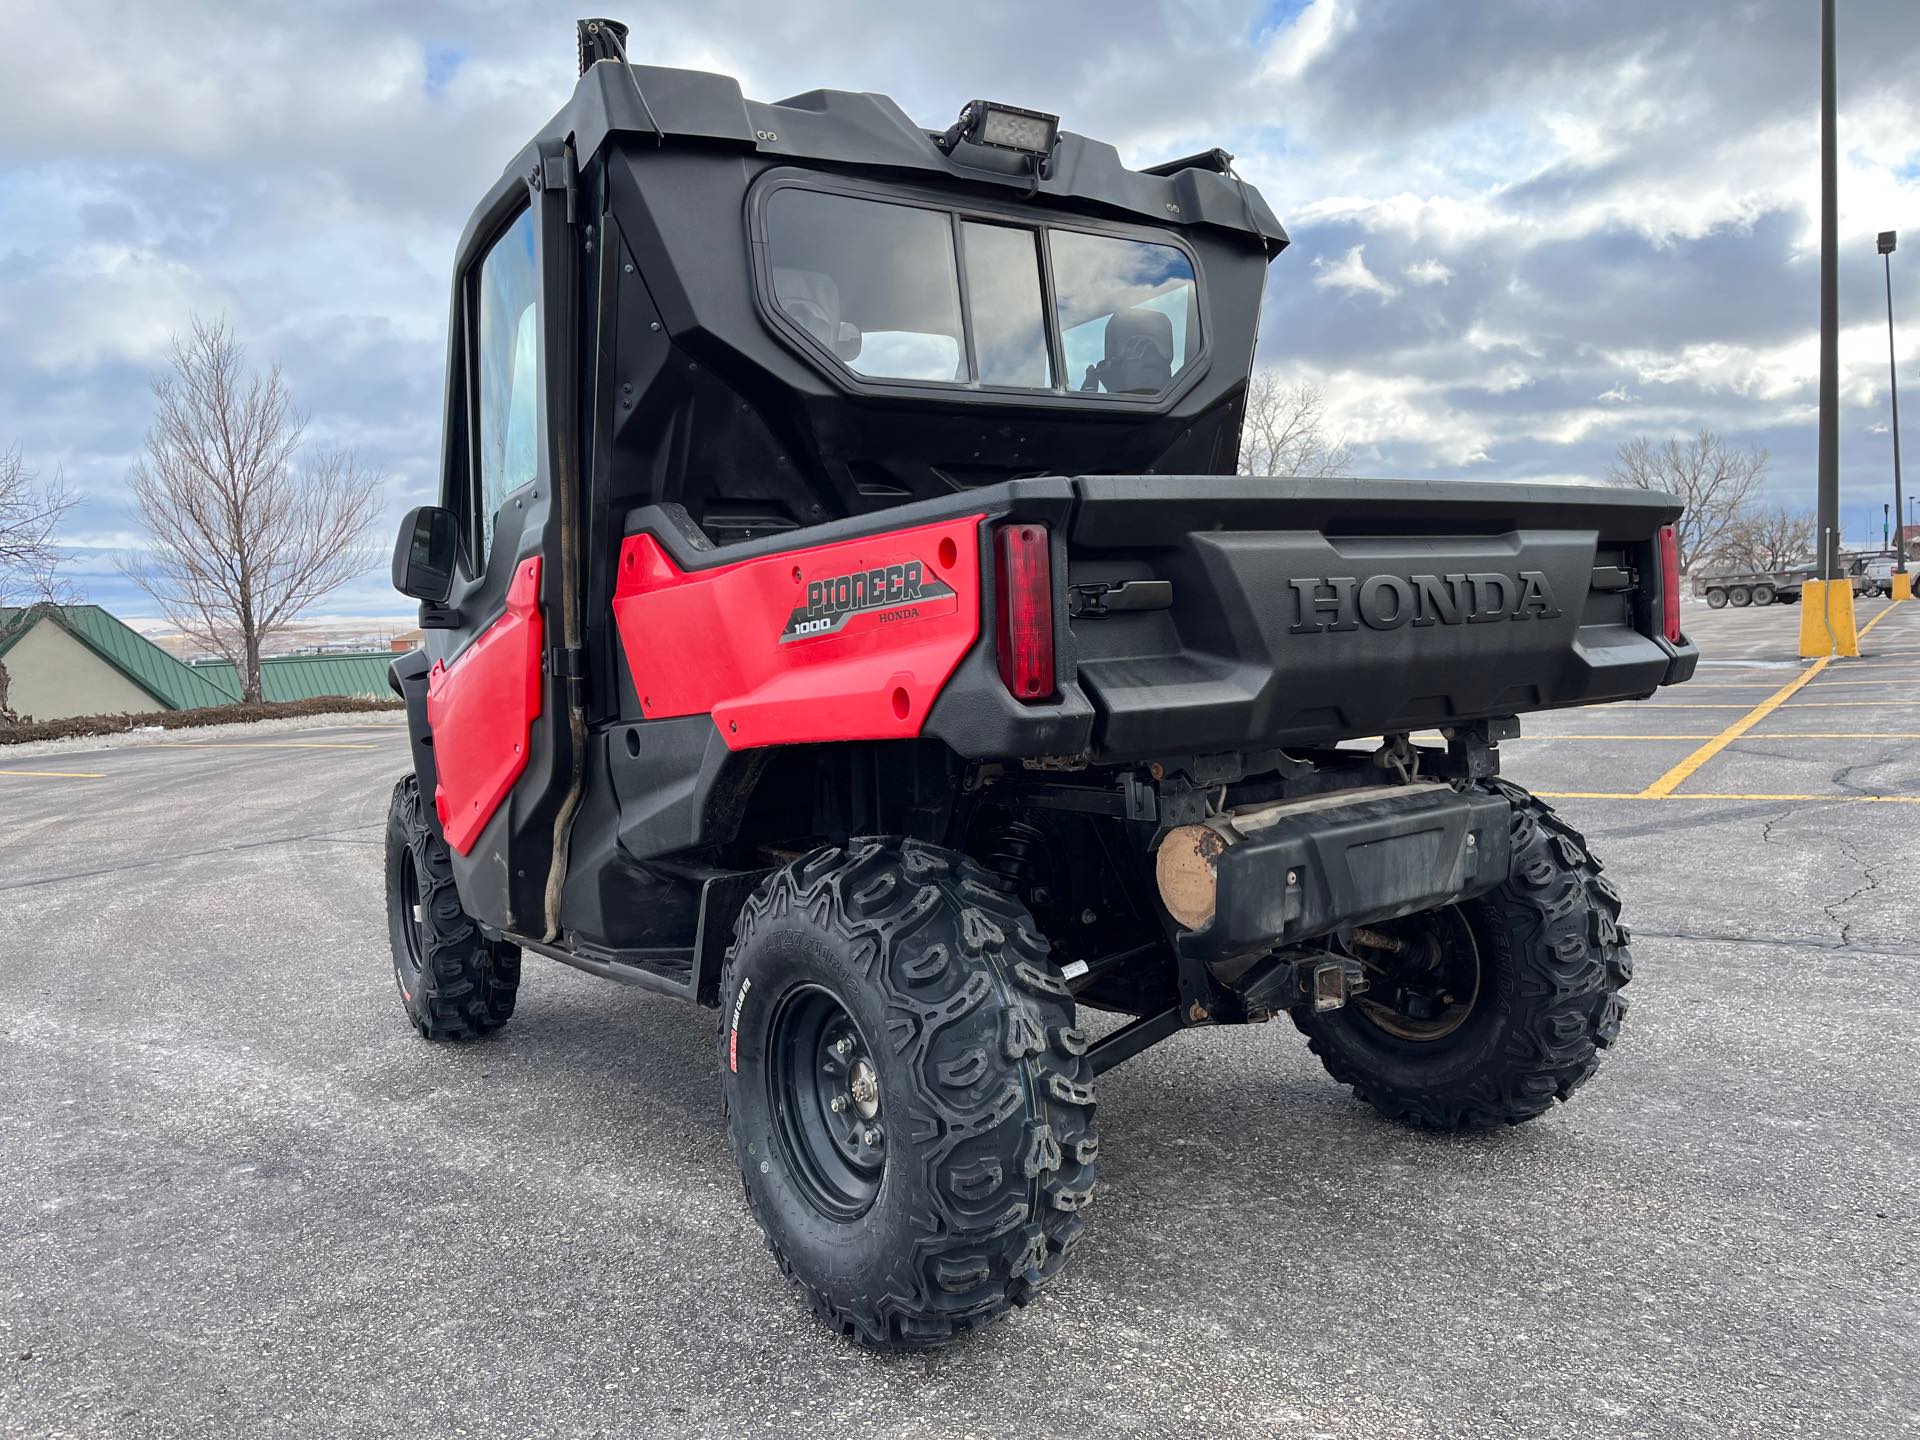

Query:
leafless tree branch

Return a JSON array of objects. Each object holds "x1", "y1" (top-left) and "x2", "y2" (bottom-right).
[
  {"x1": 1714, "y1": 504, "x2": 1816, "y2": 572},
  {"x1": 1606, "y1": 428, "x2": 1768, "y2": 572},
  {"x1": 0, "y1": 446, "x2": 76, "y2": 606},
  {"x1": 118, "y1": 316, "x2": 384, "y2": 701},
  {"x1": 1238, "y1": 374, "x2": 1354, "y2": 479}
]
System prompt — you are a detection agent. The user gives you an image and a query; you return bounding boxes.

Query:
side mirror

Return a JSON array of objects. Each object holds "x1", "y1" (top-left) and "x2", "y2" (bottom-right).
[{"x1": 392, "y1": 506, "x2": 458, "y2": 605}]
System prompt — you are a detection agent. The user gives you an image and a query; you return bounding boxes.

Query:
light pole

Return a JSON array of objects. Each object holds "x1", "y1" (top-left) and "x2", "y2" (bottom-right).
[
  {"x1": 1802, "y1": 0, "x2": 1857, "y2": 653},
  {"x1": 1880, "y1": 229, "x2": 1906, "y2": 593}
]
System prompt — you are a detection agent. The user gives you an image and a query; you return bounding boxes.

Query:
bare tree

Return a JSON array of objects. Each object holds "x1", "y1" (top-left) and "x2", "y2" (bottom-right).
[
  {"x1": 0, "y1": 446, "x2": 75, "y2": 605},
  {"x1": 0, "y1": 448, "x2": 76, "y2": 721},
  {"x1": 1606, "y1": 429, "x2": 1767, "y2": 572},
  {"x1": 121, "y1": 317, "x2": 383, "y2": 702},
  {"x1": 1716, "y1": 504, "x2": 1816, "y2": 573},
  {"x1": 1238, "y1": 374, "x2": 1354, "y2": 479}
]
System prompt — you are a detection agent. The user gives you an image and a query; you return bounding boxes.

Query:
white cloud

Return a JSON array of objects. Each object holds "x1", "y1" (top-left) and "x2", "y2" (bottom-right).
[
  {"x1": 1597, "y1": 384, "x2": 1636, "y2": 403},
  {"x1": 1405, "y1": 258, "x2": 1453, "y2": 286},
  {"x1": 1259, "y1": 0, "x2": 1356, "y2": 84},
  {"x1": 1311, "y1": 244, "x2": 1398, "y2": 299}
]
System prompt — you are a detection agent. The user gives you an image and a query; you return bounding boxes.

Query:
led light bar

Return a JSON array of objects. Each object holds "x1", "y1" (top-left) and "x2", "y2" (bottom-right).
[{"x1": 942, "y1": 100, "x2": 1059, "y2": 159}]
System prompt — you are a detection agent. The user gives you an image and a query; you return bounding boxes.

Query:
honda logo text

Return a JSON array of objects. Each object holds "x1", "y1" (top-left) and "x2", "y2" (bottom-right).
[{"x1": 1288, "y1": 571, "x2": 1562, "y2": 634}]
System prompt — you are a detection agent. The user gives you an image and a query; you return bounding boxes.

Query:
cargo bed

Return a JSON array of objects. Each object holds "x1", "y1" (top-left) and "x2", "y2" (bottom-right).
[{"x1": 1056, "y1": 475, "x2": 1693, "y2": 761}]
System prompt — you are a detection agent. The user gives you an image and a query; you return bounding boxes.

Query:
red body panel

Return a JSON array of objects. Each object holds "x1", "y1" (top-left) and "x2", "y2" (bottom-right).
[
  {"x1": 612, "y1": 516, "x2": 982, "y2": 750},
  {"x1": 427, "y1": 557, "x2": 544, "y2": 855}
]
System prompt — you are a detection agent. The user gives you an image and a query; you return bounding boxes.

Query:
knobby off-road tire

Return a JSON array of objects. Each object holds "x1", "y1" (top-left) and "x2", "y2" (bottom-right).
[
  {"x1": 718, "y1": 838, "x2": 1098, "y2": 1349},
  {"x1": 384, "y1": 775, "x2": 520, "y2": 1039},
  {"x1": 1292, "y1": 780, "x2": 1631, "y2": 1131}
]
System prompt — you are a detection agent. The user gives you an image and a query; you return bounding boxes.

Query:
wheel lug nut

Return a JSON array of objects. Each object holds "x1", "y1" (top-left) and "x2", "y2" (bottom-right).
[
  {"x1": 830, "y1": 1094, "x2": 848, "y2": 1113},
  {"x1": 834, "y1": 1038, "x2": 852, "y2": 1057},
  {"x1": 862, "y1": 1127, "x2": 881, "y2": 1146}
]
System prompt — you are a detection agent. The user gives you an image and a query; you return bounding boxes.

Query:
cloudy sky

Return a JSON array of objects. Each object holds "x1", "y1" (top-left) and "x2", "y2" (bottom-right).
[{"x1": 2, "y1": 0, "x2": 1917, "y2": 625}]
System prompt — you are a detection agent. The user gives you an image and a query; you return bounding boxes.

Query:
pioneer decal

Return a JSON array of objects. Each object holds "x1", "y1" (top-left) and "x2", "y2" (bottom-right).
[
  {"x1": 780, "y1": 560, "x2": 956, "y2": 642},
  {"x1": 1288, "y1": 570, "x2": 1563, "y2": 634}
]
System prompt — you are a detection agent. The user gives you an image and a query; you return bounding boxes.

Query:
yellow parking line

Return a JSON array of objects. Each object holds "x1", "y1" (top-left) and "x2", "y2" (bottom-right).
[
  {"x1": 1745, "y1": 731, "x2": 1920, "y2": 739},
  {"x1": 0, "y1": 767, "x2": 105, "y2": 779},
  {"x1": 1538, "y1": 791, "x2": 1920, "y2": 805},
  {"x1": 1639, "y1": 655, "x2": 1834, "y2": 798},
  {"x1": 151, "y1": 741, "x2": 380, "y2": 751},
  {"x1": 1503, "y1": 734, "x2": 1716, "y2": 741},
  {"x1": 1684, "y1": 679, "x2": 1912, "y2": 688},
  {"x1": 1514, "y1": 731, "x2": 1920, "y2": 741}
]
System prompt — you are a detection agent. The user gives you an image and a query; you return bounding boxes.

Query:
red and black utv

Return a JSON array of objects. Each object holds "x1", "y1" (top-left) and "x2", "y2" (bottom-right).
[{"x1": 385, "y1": 18, "x2": 1695, "y2": 1349}]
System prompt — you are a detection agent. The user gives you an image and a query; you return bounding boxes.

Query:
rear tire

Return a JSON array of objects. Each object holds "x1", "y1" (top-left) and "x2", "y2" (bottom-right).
[
  {"x1": 1729, "y1": 586, "x2": 1752, "y2": 607},
  {"x1": 1291, "y1": 781, "x2": 1631, "y2": 1131},
  {"x1": 719, "y1": 837, "x2": 1098, "y2": 1349},
  {"x1": 1752, "y1": 584, "x2": 1776, "y2": 605},
  {"x1": 1706, "y1": 589, "x2": 1728, "y2": 609},
  {"x1": 385, "y1": 775, "x2": 520, "y2": 1039}
]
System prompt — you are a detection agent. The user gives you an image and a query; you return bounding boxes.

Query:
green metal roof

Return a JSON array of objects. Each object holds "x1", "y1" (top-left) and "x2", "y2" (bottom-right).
[
  {"x1": 0, "y1": 605, "x2": 243, "y2": 710},
  {"x1": 190, "y1": 651, "x2": 395, "y2": 702}
]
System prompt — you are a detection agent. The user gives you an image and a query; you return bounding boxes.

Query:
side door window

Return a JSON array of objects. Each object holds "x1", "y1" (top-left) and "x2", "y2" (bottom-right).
[{"x1": 472, "y1": 205, "x2": 542, "y2": 569}]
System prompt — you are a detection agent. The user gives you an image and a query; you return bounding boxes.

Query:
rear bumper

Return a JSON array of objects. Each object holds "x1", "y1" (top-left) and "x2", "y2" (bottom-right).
[{"x1": 1176, "y1": 784, "x2": 1512, "y2": 962}]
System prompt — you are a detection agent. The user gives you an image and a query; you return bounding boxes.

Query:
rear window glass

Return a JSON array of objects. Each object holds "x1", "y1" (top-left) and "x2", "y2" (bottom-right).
[
  {"x1": 767, "y1": 189, "x2": 964, "y2": 382},
  {"x1": 763, "y1": 186, "x2": 1199, "y2": 398},
  {"x1": 962, "y1": 222, "x2": 1053, "y2": 389},
  {"x1": 1050, "y1": 231, "x2": 1198, "y2": 395}
]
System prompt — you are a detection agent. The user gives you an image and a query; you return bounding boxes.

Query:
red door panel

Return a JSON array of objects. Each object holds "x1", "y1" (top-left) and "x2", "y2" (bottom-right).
[
  {"x1": 427, "y1": 556, "x2": 544, "y2": 855},
  {"x1": 611, "y1": 516, "x2": 981, "y2": 750}
]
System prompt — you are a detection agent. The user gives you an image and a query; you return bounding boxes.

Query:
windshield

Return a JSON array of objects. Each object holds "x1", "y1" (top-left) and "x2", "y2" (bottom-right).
[{"x1": 764, "y1": 186, "x2": 1199, "y2": 398}]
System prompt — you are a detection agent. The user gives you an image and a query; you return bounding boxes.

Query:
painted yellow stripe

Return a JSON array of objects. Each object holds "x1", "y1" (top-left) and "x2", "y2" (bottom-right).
[
  {"x1": 1638, "y1": 657, "x2": 1834, "y2": 798},
  {"x1": 1749, "y1": 731, "x2": 1920, "y2": 738},
  {"x1": 1857, "y1": 604, "x2": 1901, "y2": 641},
  {"x1": 1538, "y1": 791, "x2": 1920, "y2": 805},
  {"x1": 1636, "y1": 700, "x2": 1904, "y2": 709},
  {"x1": 0, "y1": 767, "x2": 106, "y2": 779},
  {"x1": 151, "y1": 741, "x2": 379, "y2": 751},
  {"x1": 1512, "y1": 731, "x2": 1920, "y2": 741},
  {"x1": 1683, "y1": 679, "x2": 1913, "y2": 688},
  {"x1": 1502, "y1": 734, "x2": 1716, "y2": 741}
]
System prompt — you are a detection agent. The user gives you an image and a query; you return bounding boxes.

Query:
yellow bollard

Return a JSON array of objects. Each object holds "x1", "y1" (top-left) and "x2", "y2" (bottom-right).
[
  {"x1": 1797, "y1": 578, "x2": 1861, "y2": 657},
  {"x1": 1894, "y1": 571, "x2": 1913, "y2": 601}
]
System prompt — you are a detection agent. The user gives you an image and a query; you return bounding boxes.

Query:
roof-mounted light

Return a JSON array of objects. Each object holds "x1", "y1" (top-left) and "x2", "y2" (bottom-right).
[{"x1": 938, "y1": 100, "x2": 1059, "y2": 160}]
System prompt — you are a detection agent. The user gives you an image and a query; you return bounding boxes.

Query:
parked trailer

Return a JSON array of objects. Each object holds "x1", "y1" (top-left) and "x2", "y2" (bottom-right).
[
  {"x1": 1693, "y1": 569, "x2": 1801, "y2": 609},
  {"x1": 1692, "y1": 564, "x2": 1866, "y2": 609}
]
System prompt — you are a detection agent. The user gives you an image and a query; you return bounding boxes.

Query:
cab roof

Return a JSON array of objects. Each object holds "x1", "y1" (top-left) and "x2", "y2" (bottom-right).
[{"x1": 521, "y1": 60, "x2": 1288, "y2": 257}]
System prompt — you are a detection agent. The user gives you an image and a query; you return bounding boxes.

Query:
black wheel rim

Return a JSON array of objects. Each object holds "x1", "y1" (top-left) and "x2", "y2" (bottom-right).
[
  {"x1": 397, "y1": 849, "x2": 427, "y2": 983},
  {"x1": 767, "y1": 984, "x2": 886, "y2": 1220},
  {"x1": 1348, "y1": 907, "x2": 1482, "y2": 1042}
]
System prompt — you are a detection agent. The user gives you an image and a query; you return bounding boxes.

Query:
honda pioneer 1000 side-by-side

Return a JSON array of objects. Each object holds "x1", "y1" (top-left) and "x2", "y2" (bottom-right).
[{"x1": 385, "y1": 19, "x2": 1695, "y2": 1348}]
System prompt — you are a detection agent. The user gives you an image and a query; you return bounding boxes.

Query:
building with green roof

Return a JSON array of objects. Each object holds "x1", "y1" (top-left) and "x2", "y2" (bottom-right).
[{"x1": 0, "y1": 604, "x2": 394, "y2": 721}]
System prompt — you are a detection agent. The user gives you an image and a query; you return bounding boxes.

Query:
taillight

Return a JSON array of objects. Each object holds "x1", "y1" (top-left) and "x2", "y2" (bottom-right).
[
  {"x1": 1657, "y1": 524, "x2": 1682, "y2": 643},
  {"x1": 995, "y1": 523, "x2": 1055, "y2": 702}
]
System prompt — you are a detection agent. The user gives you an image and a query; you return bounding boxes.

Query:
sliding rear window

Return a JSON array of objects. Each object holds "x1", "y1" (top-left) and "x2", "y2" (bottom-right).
[{"x1": 761, "y1": 184, "x2": 1201, "y2": 399}]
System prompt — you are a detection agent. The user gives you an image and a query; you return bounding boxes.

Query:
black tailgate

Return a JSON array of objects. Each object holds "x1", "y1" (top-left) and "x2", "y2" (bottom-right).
[{"x1": 1063, "y1": 475, "x2": 1694, "y2": 761}]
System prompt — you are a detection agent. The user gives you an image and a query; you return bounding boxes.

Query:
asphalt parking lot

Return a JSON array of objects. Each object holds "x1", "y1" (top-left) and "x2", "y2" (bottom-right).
[{"x1": 3, "y1": 599, "x2": 1917, "y2": 1440}]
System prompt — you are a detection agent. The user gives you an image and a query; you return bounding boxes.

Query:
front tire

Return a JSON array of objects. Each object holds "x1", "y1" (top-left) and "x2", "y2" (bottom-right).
[
  {"x1": 384, "y1": 775, "x2": 520, "y2": 1039},
  {"x1": 1292, "y1": 781, "x2": 1631, "y2": 1131},
  {"x1": 719, "y1": 838, "x2": 1098, "y2": 1349}
]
